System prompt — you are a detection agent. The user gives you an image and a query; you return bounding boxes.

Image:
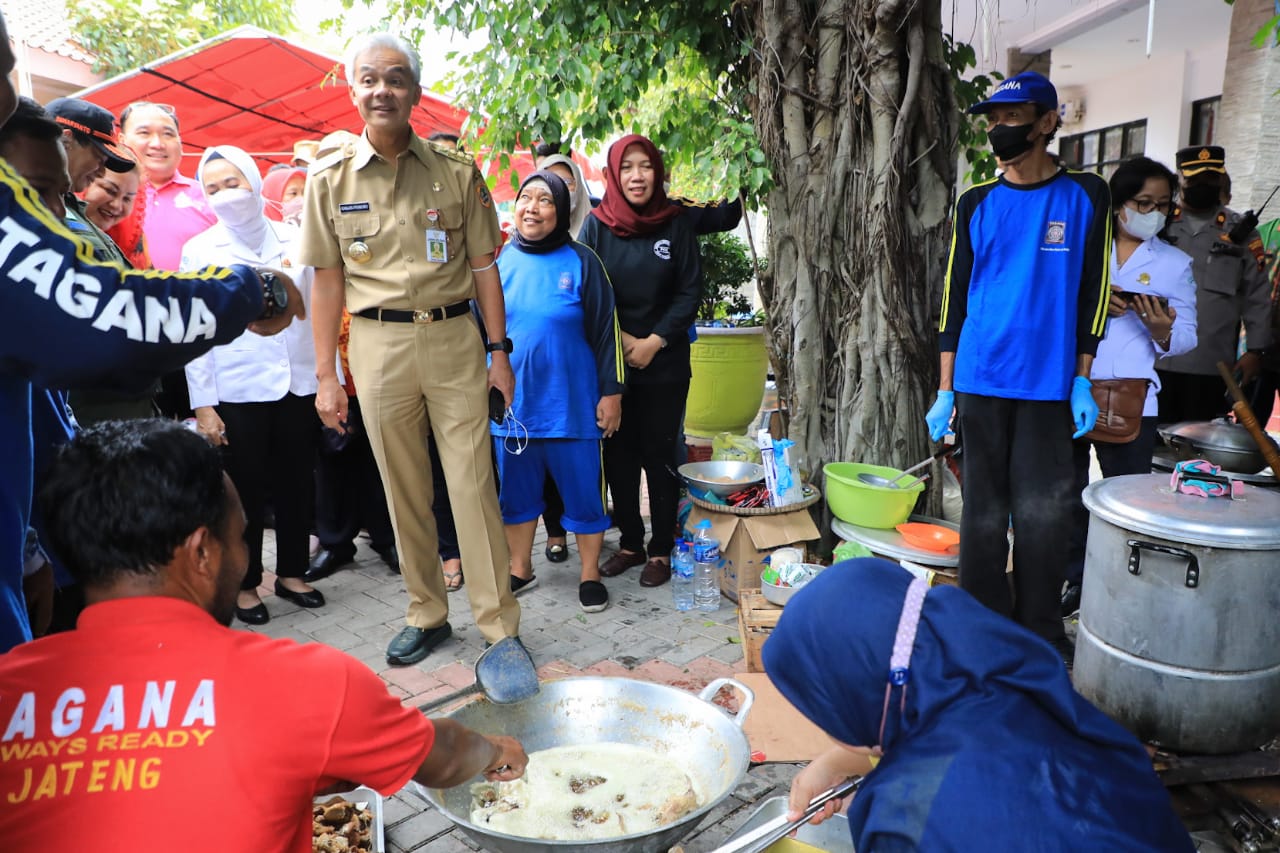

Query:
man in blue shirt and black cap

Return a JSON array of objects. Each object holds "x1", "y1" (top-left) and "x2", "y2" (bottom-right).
[{"x1": 926, "y1": 71, "x2": 1110, "y2": 664}]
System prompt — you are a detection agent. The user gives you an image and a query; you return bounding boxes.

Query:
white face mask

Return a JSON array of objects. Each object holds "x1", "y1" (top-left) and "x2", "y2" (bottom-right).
[
  {"x1": 209, "y1": 187, "x2": 261, "y2": 227},
  {"x1": 1120, "y1": 207, "x2": 1165, "y2": 242}
]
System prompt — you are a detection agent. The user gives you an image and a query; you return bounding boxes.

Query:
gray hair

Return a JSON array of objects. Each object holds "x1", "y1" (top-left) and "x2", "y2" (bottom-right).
[{"x1": 345, "y1": 33, "x2": 422, "y2": 86}]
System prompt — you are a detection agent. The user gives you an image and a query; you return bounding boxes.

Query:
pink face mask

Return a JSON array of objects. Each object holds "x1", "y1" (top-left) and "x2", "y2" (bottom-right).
[{"x1": 876, "y1": 576, "x2": 929, "y2": 753}]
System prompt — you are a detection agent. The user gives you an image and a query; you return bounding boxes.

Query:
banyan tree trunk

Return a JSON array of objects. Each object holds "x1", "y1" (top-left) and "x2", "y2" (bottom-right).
[{"x1": 748, "y1": 0, "x2": 957, "y2": 501}]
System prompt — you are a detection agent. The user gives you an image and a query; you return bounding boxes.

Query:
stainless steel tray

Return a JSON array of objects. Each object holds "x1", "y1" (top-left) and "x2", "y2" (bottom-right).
[
  {"x1": 723, "y1": 796, "x2": 853, "y2": 852},
  {"x1": 314, "y1": 785, "x2": 386, "y2": 853},
  {"x1": 831, "y1": 513, "x2": 959, "y2": 568}
]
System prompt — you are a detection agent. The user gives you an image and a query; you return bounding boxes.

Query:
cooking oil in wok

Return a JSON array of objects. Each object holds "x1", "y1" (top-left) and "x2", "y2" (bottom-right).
[{"x1": 470, "y1": 743, "x2": 703, "y2": 840}]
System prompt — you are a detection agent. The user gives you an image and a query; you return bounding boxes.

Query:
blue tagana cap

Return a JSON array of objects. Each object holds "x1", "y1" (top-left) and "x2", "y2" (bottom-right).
[{"x1": 967, "y1": 70, "x2": 1058, "y2": 115}]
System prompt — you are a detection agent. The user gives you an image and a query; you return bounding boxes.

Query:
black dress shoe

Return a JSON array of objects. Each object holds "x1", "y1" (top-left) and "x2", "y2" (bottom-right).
[
  {"x1": 374, "y1": 544, "x2": 400, "y2": 573},
  {"x1": 386, "y1": 623, "x2": 452, "y2": 666},
  {"x1": 234, "y1": 603, "x2": 269, "y2": 625},
  {"x1": 274, "y1": 579, "x2": 325, "y2": 608},
  {"x1": 1061, "y1": 582, "x2": 1083, "y2": 618},
  {"x1": 304, "y1": 548, "x2": 355, "y2": 583}
]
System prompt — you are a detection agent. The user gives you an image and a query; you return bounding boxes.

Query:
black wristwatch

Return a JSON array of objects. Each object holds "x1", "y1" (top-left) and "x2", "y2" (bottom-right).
[
  {"x1": 257, "y1": 269, "x2": 288, "y2": 319},
  {"x1": 485, "y1": 337, "x2": 514, "y2": 354}
]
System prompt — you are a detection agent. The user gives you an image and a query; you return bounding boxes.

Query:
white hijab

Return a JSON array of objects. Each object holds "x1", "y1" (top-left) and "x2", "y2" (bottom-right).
[
  {"x1": 197, "y1": 145, "x2": 270, "y2": 254},
  {"x1": 538, "y1": 154, "x2": 591, "y2": 239}
]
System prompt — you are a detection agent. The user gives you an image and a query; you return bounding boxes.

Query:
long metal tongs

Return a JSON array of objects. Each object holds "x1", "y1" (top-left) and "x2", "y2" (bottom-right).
[{"x1": 708, "y1": 777, "x2": 863, "y2": 853}]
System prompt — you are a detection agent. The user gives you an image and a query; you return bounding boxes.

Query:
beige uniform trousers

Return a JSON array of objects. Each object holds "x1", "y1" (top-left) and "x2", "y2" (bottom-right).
[{"x1": 348, "y1": 313, "x2": 519, "y2": 643}]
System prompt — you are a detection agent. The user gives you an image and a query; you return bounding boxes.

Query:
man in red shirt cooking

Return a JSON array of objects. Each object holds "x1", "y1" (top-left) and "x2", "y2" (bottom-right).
[{"x1": 0, "y1": 419, "x2": 526, "y2": 851}]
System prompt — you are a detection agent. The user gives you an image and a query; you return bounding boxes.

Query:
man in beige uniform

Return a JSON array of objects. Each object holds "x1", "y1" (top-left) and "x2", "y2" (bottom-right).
[{"x1": 299, "y1": 32, "x2": 519, "y2": 665}]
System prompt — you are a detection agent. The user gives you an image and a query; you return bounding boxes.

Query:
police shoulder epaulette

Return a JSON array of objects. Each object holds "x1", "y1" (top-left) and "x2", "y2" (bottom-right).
[{"x1": 426, "y1": 140, "x2": 477, "y2": 167}]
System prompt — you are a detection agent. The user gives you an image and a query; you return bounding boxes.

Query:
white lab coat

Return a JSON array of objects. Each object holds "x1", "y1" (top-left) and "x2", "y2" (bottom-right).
[
  {"x1": 1091, "y1": 236, "x2": 1198, "y2": 417},
  {"x1": 182, "y1": 221, "x2": 318, "y2": 407}
]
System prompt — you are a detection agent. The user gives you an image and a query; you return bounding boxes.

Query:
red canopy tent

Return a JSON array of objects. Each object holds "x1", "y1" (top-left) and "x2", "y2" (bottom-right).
[{"x1": 69, "y1": 27, "x2": 555, "y2": 202}]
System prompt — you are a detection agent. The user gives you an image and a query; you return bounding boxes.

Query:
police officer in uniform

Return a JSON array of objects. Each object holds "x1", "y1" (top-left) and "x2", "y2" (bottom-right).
[
  {"x1": 1156, "y1": 146, "x2": 1272, "y2": 423},
  {"x1": 299, "y1": 33, "x2": 519, "y2": 666}
]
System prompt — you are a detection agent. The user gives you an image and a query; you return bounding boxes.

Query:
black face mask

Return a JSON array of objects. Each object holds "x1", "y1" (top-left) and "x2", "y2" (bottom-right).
[
  {"x1": 1181, "y1": 183, "x2": 1220, "y2": 211},
  {"x1": 987, "y1": 122, "x2": 1036, "y2": 162}
]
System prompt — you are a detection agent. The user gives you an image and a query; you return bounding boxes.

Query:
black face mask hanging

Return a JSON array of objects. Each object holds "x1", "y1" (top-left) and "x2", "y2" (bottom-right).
[{"x1": 987, "y1": 122, "x2": 1037, "y2": 162}]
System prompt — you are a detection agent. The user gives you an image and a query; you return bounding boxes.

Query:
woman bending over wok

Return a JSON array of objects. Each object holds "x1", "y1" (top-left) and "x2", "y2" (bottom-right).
[{"x1": 763, "y1": 558, "x2": 1192, "y2": 852}]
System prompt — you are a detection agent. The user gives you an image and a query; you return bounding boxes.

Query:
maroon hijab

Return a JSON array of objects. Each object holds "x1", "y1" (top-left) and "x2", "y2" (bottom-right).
[{"x1": 591, "y1": 134, "x2": 681, "y2": 238}]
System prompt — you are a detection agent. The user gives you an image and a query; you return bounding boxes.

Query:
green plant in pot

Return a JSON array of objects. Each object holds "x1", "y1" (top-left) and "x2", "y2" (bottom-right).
[{"x1": 685, "y1": 232, "x2": 770, "y2": 439}]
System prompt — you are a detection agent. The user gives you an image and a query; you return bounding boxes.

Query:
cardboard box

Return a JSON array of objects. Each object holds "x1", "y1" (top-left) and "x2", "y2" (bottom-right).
[{"x1": 688, "y1": 504, "x2": 821, "y2": 603}]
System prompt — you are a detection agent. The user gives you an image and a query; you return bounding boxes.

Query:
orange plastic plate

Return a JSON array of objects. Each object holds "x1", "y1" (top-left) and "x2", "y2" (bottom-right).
[{"x1": 894, "y1": 522, "x2": 960, "y2": 553}]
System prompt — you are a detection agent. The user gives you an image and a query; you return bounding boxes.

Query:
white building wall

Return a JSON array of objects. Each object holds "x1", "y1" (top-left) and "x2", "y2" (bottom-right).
[{"x1": 1053, "y1": 38, "x2": 1229, "y2": 172}]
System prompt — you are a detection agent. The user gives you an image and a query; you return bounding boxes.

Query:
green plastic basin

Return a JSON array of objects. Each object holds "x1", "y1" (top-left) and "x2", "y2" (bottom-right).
[{"x1": 824, "y1": 462, "x2": 923, "y2": 529}]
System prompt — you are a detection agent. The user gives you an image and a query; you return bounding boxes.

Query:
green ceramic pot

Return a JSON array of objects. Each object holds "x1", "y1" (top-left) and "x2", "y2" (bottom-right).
[{"x1": 685, "y1": 326, "x2": 769, "y2": 439}]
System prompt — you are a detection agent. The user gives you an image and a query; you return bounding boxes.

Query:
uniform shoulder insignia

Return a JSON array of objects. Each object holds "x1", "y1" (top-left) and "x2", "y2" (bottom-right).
[
  {"x1": 426, "y1": 140, "x2": 477, "y2": 167},
  {"x1": 1249, "y1": 236, "x2": 1267, "y2": 271},
  {"x1": 310, "y1": 149, "x2": 347, "y2": 175}
]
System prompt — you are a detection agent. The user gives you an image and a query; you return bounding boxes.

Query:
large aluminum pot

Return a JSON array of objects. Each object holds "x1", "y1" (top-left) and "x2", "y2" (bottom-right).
[
  {"x1": 1074, "y1": 474, "x2": 1280, "y2": 753},
  {"x1": 413, "y1": 677, "x2": 755, "y2": 853},
  {"x1": 1159, "y1": 420, "x2": 1272, "y2": 474}
]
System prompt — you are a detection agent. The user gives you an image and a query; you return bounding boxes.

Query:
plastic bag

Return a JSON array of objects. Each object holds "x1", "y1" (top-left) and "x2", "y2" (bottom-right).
[
  {"x1": 711, "y1": 432, "x2": 762, "y2": 464},
  {"x1": 834, "y1": 540, "x2": 873, "y2": 562}
]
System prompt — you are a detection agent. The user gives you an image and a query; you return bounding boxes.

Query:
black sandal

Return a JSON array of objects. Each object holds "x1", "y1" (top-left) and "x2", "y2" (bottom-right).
[{"x1": 545, "y1": 542, "x2": 568, "y2": 563}]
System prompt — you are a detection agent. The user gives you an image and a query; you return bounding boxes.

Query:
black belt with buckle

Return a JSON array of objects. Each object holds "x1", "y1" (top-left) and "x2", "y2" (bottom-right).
[{"x1": 357, "y1": 301, "x2": 471, "y2": 324}]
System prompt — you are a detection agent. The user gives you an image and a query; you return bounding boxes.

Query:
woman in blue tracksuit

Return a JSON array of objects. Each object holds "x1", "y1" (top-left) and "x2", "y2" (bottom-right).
[{"x1": 494, "y1": 171, "x2": 624, "y2": 613}]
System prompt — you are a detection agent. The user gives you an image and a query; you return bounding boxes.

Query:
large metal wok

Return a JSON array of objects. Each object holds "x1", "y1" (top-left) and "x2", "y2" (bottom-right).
[{"x1": 412, "y1": 677, "x2": 755, "y2": 853}]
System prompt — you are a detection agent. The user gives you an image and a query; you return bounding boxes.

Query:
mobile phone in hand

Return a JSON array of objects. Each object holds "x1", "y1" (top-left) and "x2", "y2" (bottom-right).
[
  {"x1": 1119, "y1": 291, "x2": 1170, "y2": 311},
  {"x1": 488, "y1": 386, "x2": 507, "y2": 424}
]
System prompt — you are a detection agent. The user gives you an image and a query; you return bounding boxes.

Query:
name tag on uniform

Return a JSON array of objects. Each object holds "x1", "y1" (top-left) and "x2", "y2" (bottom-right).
[
  {"x1": 426, "y1": 229, "x2": 448, "y2": 263},
  {"x1": 339, "y1": 202, "x2": 371, "y2": 213}
]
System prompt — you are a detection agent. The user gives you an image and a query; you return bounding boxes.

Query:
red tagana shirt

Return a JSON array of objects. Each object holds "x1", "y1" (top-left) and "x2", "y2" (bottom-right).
[{"x1": 0, "y1": 597, "x2": 433, "y2": 852}]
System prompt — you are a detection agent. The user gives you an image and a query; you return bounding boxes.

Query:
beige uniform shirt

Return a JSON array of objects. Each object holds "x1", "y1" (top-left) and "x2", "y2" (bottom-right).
[{"x1": 297, "y1": 131, "x2": 502, "y2": 313}]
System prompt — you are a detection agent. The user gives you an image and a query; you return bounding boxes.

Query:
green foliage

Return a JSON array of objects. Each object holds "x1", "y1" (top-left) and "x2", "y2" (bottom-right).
[
  {"x1": 697, "y1": 232, "x2": 765, "y2": 326},
  {"x1": 331, "y1": 0, "x2": 768, "y2": 204},
  {"x1": 1252, "y1": 14, "x2": 1280, "y2": 48},
  {"x1": 71, "y1": 0, "x2": 295, "y2": 76},
  {"x1": 944, "y1": 35, "x2": 1003, "y2": 187}
]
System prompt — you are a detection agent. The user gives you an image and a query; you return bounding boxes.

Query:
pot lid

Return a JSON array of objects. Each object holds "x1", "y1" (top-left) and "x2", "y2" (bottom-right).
[
  {"x1": 1083, "y1": 474, "x2": 1280, "y2": 549},
  {"x1": 1163, "y1": 420, "x2": 1267, "y2": 453}
]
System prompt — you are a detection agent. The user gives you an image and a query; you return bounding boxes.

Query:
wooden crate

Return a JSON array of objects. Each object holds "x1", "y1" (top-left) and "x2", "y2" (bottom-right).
[{"x1": 737, "y1": 589, "x2": 784, "y2": 673}]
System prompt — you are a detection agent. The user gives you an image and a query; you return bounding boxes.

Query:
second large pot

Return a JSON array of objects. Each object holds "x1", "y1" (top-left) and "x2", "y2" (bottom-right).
[
  {"x1": 1074, "y1": 474, "x2": 1280, "y2": 754},
  {"x1": 413, "y1": 677, "x2": 754, "y2": 853},
  {"x1": 1160, "y1": 420, "x2": 1273, "y2": 474}
]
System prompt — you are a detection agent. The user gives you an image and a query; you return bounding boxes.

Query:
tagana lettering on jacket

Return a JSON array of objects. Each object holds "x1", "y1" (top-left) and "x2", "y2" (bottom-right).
[
  {"x1": 0, "y1": 215, "x2": 219, "y2": 344},
  {"x1": 0, "y1": 679, "x2": 216, "y2": 804}
]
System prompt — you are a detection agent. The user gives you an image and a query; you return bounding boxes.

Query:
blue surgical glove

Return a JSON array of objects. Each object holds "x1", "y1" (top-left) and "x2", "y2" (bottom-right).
[
  {"x1": 925, "y1": 391, "x2": 956, "y2": 442},
  {"x1": 1070, "y1": 375, "x2": 1098, "y2": 440}
]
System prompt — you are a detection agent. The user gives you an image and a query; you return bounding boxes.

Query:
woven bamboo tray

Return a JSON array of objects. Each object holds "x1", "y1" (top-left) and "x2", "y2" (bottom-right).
[{"x1": 689, "y1": 485, "x2": 820, "y2": 517}]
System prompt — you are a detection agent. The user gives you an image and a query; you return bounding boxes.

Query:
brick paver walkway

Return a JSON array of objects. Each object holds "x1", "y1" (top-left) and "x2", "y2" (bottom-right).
[{"x1": 252, "y1": 526, "x2": 802, "y2": 852}]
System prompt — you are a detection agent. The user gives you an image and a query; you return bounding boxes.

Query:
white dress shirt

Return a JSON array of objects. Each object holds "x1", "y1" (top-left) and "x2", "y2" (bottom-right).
[
  {"x1": 1091, "y1": 236, "x2": 1198, "y2": 416},
  {"x1": 182, "y1": 221, "x2": 318, "y2": 407}
]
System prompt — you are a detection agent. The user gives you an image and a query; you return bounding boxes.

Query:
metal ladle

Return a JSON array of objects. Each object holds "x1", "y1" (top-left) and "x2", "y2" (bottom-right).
[
  {"x1": 856, "y1": 437, "x2": 959, "y2": 490},
  {"x1": 857, "y1": 457, "x2": 932, "y2": 490}
]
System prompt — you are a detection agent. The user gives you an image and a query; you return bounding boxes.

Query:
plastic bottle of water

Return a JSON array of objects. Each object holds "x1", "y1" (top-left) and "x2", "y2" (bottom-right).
[
  {"x1": 692, "y1": 520, "x2": 721, "y2": 612},
  {"x1": 671, "y1": 539, "x2": 695, "y2": 611}
]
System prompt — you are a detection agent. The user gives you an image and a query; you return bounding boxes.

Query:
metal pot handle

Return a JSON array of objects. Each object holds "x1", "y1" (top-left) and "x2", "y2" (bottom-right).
[
  {"x1": 1126, "y1": 539, "x2": 1201, "y2": 588},
  {"x1": 699, "y1": 677, "x2": 755, "y2": 728}
]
